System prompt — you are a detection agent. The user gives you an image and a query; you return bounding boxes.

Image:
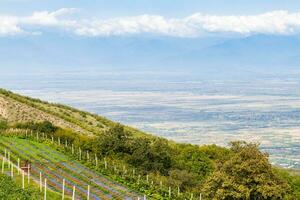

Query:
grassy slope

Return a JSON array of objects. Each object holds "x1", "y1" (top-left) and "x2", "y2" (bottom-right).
[{"x1": 0, "y1": 88, "x2": 150, "y2": 138}]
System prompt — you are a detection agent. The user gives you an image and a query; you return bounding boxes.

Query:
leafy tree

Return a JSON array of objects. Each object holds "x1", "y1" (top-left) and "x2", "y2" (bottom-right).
[
  {"x1": 128, "y1": 137, "x2": 172, "y2": 175},
  {"x1": 201, "y1": 141, "x2": 293, "y2": 199},
  {"x1": 168, "y1": 169, "x2": 198, "y2": 190},
  {"x1": 174, "y1": 144, "x2": 213, "y2": 180},
  {"x1": 199, "y1": 144, "x2": 232, "y2": 164},
  {"x1": 94, "y1": 123, "x2": 130, "y2": 156}
]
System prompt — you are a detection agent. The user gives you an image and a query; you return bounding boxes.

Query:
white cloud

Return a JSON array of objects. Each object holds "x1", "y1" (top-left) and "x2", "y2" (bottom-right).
[
  {"x1": 1, "y1": 9, "x2": 300, "y2": 37},
  {"x1": 0, "y1": 16, "x2": 22, "y2": 35},
  {"x1": 186, "y1": 11, "x2": 300, "y2": 35},
  {"x1": 23, "y1": 8, "x2": 76, "y2": 26}
]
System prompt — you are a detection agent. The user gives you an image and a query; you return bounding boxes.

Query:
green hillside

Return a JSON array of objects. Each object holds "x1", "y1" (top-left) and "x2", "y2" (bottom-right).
[{"x1": 0, "y1": 88, "x2": 299, "y2": 199}]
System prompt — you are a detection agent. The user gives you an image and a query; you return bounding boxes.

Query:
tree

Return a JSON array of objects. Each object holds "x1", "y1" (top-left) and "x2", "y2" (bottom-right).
[
  {"x1": 168, "y1": 169, "x2": 198, "y2": 190},
  {"x1": 201, "y1": 141, "x2": 293, "y2": 200},
  {"x1": 174, "y1": 144, "x2": 213, "y2": 180},
  {"x1": 128, "y1": 138, "x2": 172, "y2": 175},
  {"x1": 94, "y1": 123, "x2": 130, "y2": 157}
]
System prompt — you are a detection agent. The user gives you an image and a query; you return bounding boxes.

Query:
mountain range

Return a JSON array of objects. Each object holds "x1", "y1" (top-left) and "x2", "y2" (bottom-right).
[{"x1": 1, "y1": 34, "x2": 300, "y2": 74}]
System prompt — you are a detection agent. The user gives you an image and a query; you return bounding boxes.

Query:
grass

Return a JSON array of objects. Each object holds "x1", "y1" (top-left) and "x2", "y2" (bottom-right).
[{"x1": 0, "y1": 88, "x2": 153, "y2": 139}]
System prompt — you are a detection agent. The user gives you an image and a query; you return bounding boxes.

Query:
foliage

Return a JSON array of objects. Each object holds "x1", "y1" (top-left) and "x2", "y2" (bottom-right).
[
  {"x1": 275, "y1": 169, "x2": 300, "y2": 199},
  {"x1": 0, "y1": 120, "x2": 8, "y2": 130},
  {"x1": 201, "y1": 141, "x2": 294, "y2": 199},
  {"x1": 0, "y1": 174, "x2": 39, "y2": 200},
  {"x1": 14, "y1": 121, "x2": 58, "y2": 134}
]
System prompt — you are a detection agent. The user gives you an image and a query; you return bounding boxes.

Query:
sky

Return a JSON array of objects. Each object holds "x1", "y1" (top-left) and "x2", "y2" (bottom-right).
[
  {"x1": 2, "y1": 0, "x2": 300, "y2": 38},
  {"x1": 2, "y1": 0, "x2": 300, "y2": 16},
  {"x1": 2, "y1": 0, "x2": 300, "y2": 72}
]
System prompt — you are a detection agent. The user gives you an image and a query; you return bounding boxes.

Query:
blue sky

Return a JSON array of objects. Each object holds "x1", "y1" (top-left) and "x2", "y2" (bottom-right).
[{"x1": 2, "y1": 0, "x2": 300, "y2": 17}]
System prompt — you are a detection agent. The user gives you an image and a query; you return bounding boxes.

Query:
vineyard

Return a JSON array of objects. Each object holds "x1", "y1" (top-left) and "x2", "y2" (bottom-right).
[{"x1": 0, "y1": 135, "x2": 142, "y2": 200}]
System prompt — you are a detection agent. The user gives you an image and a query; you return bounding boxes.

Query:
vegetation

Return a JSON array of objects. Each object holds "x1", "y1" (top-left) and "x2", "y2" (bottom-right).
[
  {"x1": 201, "y1": 142, "x2": 294, "y2": 199},
  {"x1": 0, "y1": 174, "x2": 39, "y2": 199},
  {"x1": 3, "y1": 121, "x2": 299, "y2": 199},
  {"x1": 0, "y1": 88, "x2": 299, "y2": 199},
  {"x1": 0, "y1": 120, "x2": 8, "y2": 130}
]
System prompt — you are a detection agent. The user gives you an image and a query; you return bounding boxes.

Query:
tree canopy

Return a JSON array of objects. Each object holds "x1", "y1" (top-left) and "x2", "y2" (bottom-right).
[{"x1": 202, "y1": 141, "x2": 293, "y2": 199}]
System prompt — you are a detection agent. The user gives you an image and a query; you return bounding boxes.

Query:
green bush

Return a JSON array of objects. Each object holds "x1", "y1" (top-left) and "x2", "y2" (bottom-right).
[
  {"x1": 0, "y1": 174, "x2": 39, "y2": 200},
  {"x1": 0, "y1": 120, "x2": 8, "y2": 130},
  {"x1": 14, "y1": 121, "x2": 58, "y2": 134}
]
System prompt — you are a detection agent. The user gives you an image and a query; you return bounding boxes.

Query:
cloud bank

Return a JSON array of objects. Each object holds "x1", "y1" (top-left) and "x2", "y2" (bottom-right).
[{"x1": 1, "y1": 9, "x2": 300, "y2": 37}]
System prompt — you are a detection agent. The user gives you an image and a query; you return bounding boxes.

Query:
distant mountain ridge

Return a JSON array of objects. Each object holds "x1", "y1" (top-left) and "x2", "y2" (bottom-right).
[{"x1": 1, "y1": 34, "x2": 300, "y2": 73}]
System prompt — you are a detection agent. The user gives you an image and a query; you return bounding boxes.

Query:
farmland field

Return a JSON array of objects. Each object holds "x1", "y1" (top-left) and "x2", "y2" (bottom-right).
[{"x1": 0, "y1": 136, "x2": 141, "y2": 200}]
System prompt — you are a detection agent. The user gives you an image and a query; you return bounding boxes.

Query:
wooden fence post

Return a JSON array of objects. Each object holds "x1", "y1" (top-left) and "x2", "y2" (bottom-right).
[
  {"x1": 22, "y1": 170, "x2": 25, "y2": 189},
  {"x1": 62, "y1": 179, "x2": 65, "y2": 200},
  {"x1": 28, "y1": 164, "x2": 30, "y2": 184},
  {"x1": 95, "y1": 154, "x2": 98, "y2": 167},
  {"x1": 87, "y1": 185, "x2": 90, "y2": 200},
  {"x1": 72, "y1": 186, "x2": 76, "y2": 200},
  {"x1": 17, "y1": 158, "x2": 20, "y2": 175},
  {"x1": 8, "y1": 152, "x2": 10, "y2": 167},
  {"x1": 104, "y1": 158, "x2": 107, "y2": 169},
  {"x1": 44, "y1": 179, "x2": 47, "y2": 200},
  {"x1": 40, "y1": 172, "x2": 42, "y2": 192},
  {"x1": 10, "y1": 162, "x2": 13, "y2": 177},
  {"x1": 1, "y1": 157, "x2": 4, "y2": 174},
  {"x1": 79, "y1": 148, "x2": 82, "y2": 160}
]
